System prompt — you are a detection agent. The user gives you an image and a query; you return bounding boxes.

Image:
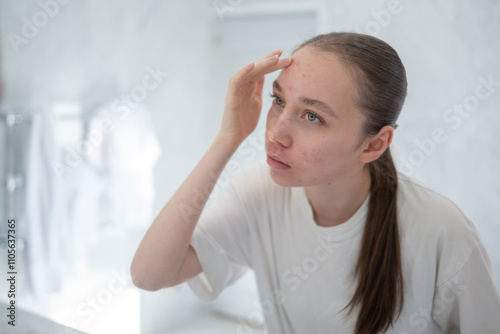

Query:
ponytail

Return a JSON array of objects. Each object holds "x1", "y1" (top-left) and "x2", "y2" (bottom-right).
[{"x1": 345, "y1": 148, "x2": 403, "y2": 333}]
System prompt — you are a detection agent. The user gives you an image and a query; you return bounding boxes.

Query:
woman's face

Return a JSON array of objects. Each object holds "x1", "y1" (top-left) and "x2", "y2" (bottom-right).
[{"x1": 265, "y1": 46, "x2": 368, "y2": 187}]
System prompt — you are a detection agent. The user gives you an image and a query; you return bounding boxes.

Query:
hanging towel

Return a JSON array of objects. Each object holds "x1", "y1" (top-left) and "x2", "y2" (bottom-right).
[
  {"x1": 22, "y1": 107, "x2": 64, "y2": 297},
  {"x1": 88, "y1": 101, "x2": 161, "y2": 230}
]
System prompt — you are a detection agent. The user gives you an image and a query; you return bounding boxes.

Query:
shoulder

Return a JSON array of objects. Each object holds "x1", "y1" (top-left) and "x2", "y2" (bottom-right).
[
  {"x1": 396, "y1": 172, "x2": 481, "y2": 284},
  {"x1": 396, "y1": 172, "x2": 476, "y2": 230}
]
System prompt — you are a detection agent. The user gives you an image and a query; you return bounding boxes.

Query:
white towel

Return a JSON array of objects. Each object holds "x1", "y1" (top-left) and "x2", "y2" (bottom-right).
[
  {"x1": 88, "y1": 101, "x2": 161, "y2": 230},
  {"x1": 23, "y1": 107, "x2": 63, "y2": 297}
]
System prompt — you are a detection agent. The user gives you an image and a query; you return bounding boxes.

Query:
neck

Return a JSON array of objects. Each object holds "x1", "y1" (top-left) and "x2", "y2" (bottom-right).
[{"x1": 304, "y1": 165, "x2": 371, "y2": 227}]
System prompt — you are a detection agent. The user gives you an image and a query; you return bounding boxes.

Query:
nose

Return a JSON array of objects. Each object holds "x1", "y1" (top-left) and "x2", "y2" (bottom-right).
[{"x1": 266, "y1": 111, "x2": 292, "y2": 148}]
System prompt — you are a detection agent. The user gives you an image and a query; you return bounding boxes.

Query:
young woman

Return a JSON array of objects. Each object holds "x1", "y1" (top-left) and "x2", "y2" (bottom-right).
[{"x1": 131, "y1": 32, "x2": 500, "y2": 333}]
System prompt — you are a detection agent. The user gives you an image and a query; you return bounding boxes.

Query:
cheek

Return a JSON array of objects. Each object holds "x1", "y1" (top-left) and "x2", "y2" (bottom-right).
[
  {"x1": 294, "y1": 146, "x2": 337, "y2": 184},
  {"x1": 298, "y1": 146, "x2": 329, "y2": 166},
  {"x1": 296, "y1": 137, "x2": 354, "y2": 168}
]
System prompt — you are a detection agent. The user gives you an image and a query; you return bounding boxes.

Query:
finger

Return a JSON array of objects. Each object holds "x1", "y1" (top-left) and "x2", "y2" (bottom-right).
[
  {"x1": 230, "y1": 61, "x2": 255, "y2": 86},
  {"x1": 248, "y1": 55, "x2": 293, "y2": 81},
  {"x1": 273, "y1": 56, "x2": 293, "y2": 70},
  {"x1": 253, "y1": 76, "x2": 265, "y2": 101},
  {"x1": 230, "y1": 53, "x2": 290, "y2": 88},
  {"x1": 256, "y1": 49, "x2": 282, "y2": 63},
  {"x1": 231, "y1": 54, "x2": 279, "y2": 85}
]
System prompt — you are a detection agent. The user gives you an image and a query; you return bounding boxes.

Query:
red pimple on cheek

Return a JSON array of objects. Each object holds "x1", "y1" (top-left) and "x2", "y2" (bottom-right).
[
  {"x1": 301, "y1": 148, "x2": 327, "y2": 165},
  {"x1": 300, "y1": 149, "x2": 316, "y2": 162}
]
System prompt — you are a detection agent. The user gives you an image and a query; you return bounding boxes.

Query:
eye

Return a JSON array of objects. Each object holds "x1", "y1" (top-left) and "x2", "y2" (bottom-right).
[
  {"x1": 269, "y1": 93, "x2": 284, "y2": 106},
  {"x1": 305, "y1": 111, "x2": 323, "y2": 124}
]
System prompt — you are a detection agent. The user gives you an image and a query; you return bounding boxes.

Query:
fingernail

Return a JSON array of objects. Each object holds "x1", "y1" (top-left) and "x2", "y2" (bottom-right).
[{"x1": 268, "y1": 55, "x2": 279, "y2": 62}]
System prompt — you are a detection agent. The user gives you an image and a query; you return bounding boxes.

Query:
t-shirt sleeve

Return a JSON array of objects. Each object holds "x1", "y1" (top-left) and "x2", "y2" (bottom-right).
[
  {"x1": 432, "y1": 241, "x2": 500, "y2": 333},
  {"x1": 186, "y1": 167, "x2": 258, "y2": 302}
]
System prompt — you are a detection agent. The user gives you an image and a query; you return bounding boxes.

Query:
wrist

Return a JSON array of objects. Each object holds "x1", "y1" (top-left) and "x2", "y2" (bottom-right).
[{"x1": 213, "y1": 132, "x2": 243, "y2": 152}]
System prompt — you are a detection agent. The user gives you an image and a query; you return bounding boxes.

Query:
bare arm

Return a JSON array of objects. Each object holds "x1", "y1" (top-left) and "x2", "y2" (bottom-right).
[{"x1": 131, "y1": 50, "x2": 293, "y2": 291}]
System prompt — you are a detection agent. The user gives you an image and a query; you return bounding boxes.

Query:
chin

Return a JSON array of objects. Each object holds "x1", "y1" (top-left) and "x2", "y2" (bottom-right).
[
  {"x1": 269, "y1": 168, "x2": 295, "y2": 187},
  {"x1": 268, "y1": 167, "x2": 334, "y2": 188},
  {"x1": 268, "y1": 168, "x2": 310, "y2": 187}
]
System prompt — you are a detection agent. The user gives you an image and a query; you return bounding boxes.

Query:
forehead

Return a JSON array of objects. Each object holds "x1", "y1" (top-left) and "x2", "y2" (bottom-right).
[{"x1": 275, "y1": 47, "x2": 358, "y2": 108}]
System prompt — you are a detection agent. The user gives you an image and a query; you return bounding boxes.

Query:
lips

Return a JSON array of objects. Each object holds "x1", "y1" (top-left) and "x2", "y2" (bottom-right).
[{"x1": 266, "y1": 153, "x2": 291, "y2": 170}]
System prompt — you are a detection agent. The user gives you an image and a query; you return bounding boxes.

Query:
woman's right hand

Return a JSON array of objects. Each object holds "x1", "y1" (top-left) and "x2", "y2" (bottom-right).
[
  {"x1": 132, "y1": 50, "x2": 292, "y2": 292},
  {"x1": 218, "y1": 49, "x2": 293, "y2": 148}
]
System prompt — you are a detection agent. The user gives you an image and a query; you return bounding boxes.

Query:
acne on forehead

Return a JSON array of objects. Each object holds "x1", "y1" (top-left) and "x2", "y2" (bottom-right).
[
  {"x1": 279, "y1": 64, "x2": 332, "y2": 100},
  {"x1": 276, "y1": 48, "x2": 363, "y2": 122},
  {"x1": 279, "y1": 59, "x2": 319, "y2": 91},
  {"x1": 284, "y1": 48, "x2": 341, "y2": 79},
  {"x1": 296, "y1": 47, "x2": 349, "y2": 75}
]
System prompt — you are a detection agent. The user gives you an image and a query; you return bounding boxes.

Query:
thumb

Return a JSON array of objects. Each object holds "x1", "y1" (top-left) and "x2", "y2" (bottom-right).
[{"x1": 253, "y1": 76, "x2": 265, "y2": 102}]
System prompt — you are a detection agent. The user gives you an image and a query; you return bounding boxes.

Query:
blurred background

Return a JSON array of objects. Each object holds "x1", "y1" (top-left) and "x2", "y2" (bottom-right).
[{"x1": 0, "y1": 0, "x2": 499, "y2": 333}]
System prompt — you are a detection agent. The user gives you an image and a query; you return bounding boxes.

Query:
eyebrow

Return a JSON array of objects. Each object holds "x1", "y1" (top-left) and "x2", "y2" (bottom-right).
[{"x1": 273, "y1": 80, "x2": 339, "y2": 119}]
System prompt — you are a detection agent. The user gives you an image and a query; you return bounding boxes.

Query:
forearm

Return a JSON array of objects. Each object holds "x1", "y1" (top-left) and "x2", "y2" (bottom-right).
[
  {"x1": 131, "y1": 134, "x2": 239, "y2": 290},
  {"x1": 131, "y1": 50, "x2": 291, "y2": 291}
]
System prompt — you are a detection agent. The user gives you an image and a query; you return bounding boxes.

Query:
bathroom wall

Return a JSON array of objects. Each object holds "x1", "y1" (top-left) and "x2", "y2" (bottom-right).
[{"x1": 0, "y1": 0, "x2": 499, "y2": 333}]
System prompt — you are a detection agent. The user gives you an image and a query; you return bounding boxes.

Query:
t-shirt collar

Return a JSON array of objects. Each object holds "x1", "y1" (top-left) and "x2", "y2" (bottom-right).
[{"x1": 294, "y1": 186, "x2": 369, "y2": 241}]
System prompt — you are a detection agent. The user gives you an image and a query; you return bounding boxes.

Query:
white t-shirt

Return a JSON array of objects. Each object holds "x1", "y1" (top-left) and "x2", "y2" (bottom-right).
[{"x1": 187, "y1": 161, "x2": 500, "y2": 333}]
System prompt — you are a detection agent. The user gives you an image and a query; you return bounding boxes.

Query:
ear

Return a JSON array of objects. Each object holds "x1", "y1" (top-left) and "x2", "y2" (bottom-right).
[{"x1": 359, "y1": 125, "x2": 394, "y2": 164}]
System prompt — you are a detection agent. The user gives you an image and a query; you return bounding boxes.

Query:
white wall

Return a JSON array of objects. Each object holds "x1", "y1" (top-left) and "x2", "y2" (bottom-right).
[{"x1": 1, "y1": 0, "x2": 499, "y2": 333}]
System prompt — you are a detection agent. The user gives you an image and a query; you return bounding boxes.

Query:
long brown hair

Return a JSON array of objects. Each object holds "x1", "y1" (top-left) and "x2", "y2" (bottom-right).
[{"x1": 295, "y1": 32, "x2": 407, "y2": 333}]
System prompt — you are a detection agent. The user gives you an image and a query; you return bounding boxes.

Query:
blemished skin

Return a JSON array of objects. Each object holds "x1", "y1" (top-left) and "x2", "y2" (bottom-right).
[{"x1": 265, "y1": 46, "x2": 393, "y2": 227}]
